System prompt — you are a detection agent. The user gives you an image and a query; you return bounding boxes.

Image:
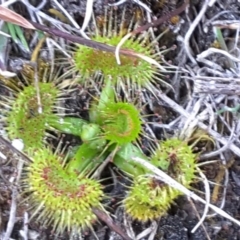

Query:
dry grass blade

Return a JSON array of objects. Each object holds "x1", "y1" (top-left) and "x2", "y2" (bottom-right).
[
  {"x1": 0, "y1": 6, "x2": 35, "y2": 29},
  {"x1": 92, "y1": 208, "x2": 132, "y2": 240},
  {"x1": 29, "y1": 21, "x2": 156, "y2": 60},
  {"x1": 115, "y1": 0, "x2": 189, "y2": 65},
  {"x1": 131, "y1": 157, "x2": 240, "y2": 227},
  {"x1": 0, "y1": 136, "x2": 30, "y2": 163}
]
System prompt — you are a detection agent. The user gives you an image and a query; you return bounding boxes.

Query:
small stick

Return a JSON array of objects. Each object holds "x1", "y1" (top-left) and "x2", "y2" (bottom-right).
[
  {"x1": 92, "y1": 208, "x2": 132, "y2": 240},
  {"x1": 29, "y1": 21, "x2": 132, "y2": 56},
  {"x1": 115, "y1": 0, "x2": 189, "y2": 64},
  {"x1": 132, "y1": 0, "x2": 189, "y2": 34},
  {"x1": 2, "y1": 187, "x2": 18, "y2": 240},
  {"x1": 0, "y1": 136, "x2": 30, "y2": 163}
]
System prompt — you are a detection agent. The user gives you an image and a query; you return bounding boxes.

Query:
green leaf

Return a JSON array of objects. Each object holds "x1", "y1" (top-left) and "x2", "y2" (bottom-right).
[
  {"x1": 80, "y1": 123, "x2": 102, "y2": 141},
  {"x1": 14, "y1": 24, "x2": 29, "y2": 52},
  {"x1": 89, "y1": 78, "x2": 115, "y2": 123},
  {"x1": 6, "y1": 22, "x2": 17, "y2": 42},
  {"x1": 113, "y1": 143, "x2": 149, "y2": 176},
  {"x1": 98, "y1": 79, "x2": 115, "y2": 108},
  {"x1": 66, "y1": 142, "x2": 106, "y2": 174},
  {"x1": 6, "y1": 22, "x2": 30, "y2": 53},
  {"x1": 48, "y1": 117, "x2": 87, "y2": 136}
]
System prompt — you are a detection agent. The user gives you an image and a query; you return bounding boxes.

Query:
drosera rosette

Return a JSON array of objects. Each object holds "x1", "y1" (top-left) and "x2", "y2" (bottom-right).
[
  {"x1": 51, "y1": 79, "x2": 143, "y2": 148},
  {"x1": 48, "y1": 103, "x2": 144, "y2": 179},
  {"x1": 47, "y1": 80, "x2": 144, "y2": 174},
  {"x1": 48, "y1": 100, "x2": 143, "y2": 173},
  {"x1": 123, "y1": 138, "x2": 198, "y2": 222},
  {"x1": 5, "y1": 82, "x2": 58, "y2": 149},
  {"x1": 68, "y1": 6, "x2": 173, "y2": 98},
  {"x1": 22, "y1": 146, "x2": 106, "y2": 235},
  {"x1": 48, "y1": 101, "x2": 142, "y2": 148},
  {"x1": 0, "y1": 62, "x2": 75, "y2": 150}
]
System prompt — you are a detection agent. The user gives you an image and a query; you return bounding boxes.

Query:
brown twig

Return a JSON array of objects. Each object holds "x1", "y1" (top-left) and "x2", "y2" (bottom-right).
[
  {"x1": 29, "y1": 0, "x2": 189, "y2": 56},
  {"x1": 0, "y1": 136, "x2": 30, "y2": 163},
  {"x1": 30, "y1": 21, "x2": 120, "y2": 53},
  {"x1": 132, "y1": 0, "x2": 189, "y2": 34},
  {"x1": 92, "y1": 208, "x2": 132, "y2": 240}
]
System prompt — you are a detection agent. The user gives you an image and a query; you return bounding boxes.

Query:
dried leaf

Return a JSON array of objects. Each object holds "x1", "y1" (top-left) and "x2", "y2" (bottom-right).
[{"x1": 0, "y1": 6, "x2": 35, "y2": 29}]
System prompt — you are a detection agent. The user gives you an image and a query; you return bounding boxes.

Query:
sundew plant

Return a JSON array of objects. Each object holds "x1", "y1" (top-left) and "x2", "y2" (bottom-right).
[
  {"x1": 67, "y1": 6, "x2": 173, "y2": 98},
  {"x1": 0, "y1": 4, "x2": 201, "y2": 238},
  {"x1": 0, "y1": 64, "x2": 69, "y2": 150}
]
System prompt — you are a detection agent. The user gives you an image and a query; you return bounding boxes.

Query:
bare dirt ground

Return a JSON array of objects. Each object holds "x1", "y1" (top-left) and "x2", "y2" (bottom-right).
[{"x1": 1, "y1": 0, "x2": 240, "y2": 239}]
